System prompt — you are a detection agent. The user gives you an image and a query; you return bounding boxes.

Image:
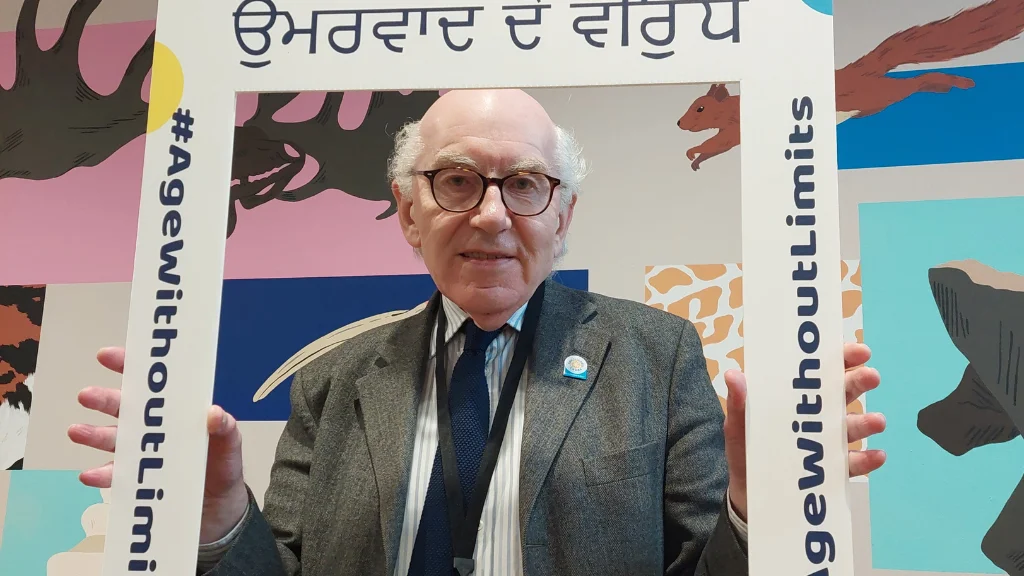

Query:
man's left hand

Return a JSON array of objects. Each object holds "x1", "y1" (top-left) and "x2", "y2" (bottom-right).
[{"x1": 722, "y1": 342, "x2": 887, "y2": 522}]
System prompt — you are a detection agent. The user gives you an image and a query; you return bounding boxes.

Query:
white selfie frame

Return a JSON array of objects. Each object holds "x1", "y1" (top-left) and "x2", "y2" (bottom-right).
[{"x1": 102, "y1": 1, "x2": 853, "y2": 574}]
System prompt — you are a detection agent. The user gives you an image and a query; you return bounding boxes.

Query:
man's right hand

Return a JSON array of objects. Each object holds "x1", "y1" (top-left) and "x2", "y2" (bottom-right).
[{"x1": 67, "y1": 346, "x2": 250, "y2": 545}]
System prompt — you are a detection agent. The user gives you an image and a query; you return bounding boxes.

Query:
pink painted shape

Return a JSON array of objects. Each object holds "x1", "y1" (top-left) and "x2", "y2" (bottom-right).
[
  {"x1": 271, "y1": 92, "x2": 326, "y2": 123},
  {"x1": 338, "y1": 91, "x2": 373, "y2": 129},
  {"x1": 236, "y1": 90, "x2": 375, "y2": 129},
  {"x1": 223, "y1": 189, "x2": 425, "y2": 280},
  {"x1": 0, "y1": 138, "x2": 146, "y2": 285},
  {"x1": 282, "y1": 153, "x2": 318, "y2": 193},
  {"x1": 235, "y1": 93, "x2": 259, "y2": 125},
  {"x1": 0, "y1": 21, "x2": 427, "y2": 286}
]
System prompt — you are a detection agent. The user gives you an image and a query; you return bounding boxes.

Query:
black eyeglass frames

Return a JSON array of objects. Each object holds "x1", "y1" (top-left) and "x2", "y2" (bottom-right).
[{"x1": 414, "y1": 166, "x2": 560, "y2": 217}]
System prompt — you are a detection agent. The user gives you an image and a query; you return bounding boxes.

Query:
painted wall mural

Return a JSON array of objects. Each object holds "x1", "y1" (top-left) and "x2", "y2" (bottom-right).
[
  {"x1": 921, "y1": 260, "x2": 1023, "y2": 573},
  {"x1": 643, "y1": 261, "x2": 867, "y2": 455},
  {"x1": 676, "y1": 0, "x2": 1024, "y2": 171},
  {"x1": 1, "y1": 0, "x2": 1021, "y2": 575},
  {"x1": 0, "y1": 0, "x2": 432, "y2": 286},
  {"x1": 0, "y1": 285, "x2": 46, "y2": 471},
  {"x1": 860, "y1": 196, "x2": 1024, "y2": 575},
  {"x1": 230, "y1": 90, "x2": 441, "y2": 236},
  {"x1": 0, "y1": 0, "x2": 155, "y2": 182}
]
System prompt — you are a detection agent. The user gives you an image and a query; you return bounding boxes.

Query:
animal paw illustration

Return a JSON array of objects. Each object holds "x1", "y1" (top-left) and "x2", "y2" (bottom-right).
[
  {"x1": 0, "y1": 0, "x2": 155, "y2": 181},
  {"x1": 229, "y1": 90, "x2": 441, "y2": 237}
]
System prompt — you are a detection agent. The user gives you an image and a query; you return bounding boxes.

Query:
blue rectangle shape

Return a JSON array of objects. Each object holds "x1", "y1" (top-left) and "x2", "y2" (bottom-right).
[
  {"x1": 838, "y1": 61, "x2": 1024, "y2": 170},
  {"x1": 859, "y1": 197, "x2": 1024, "y2": 574},
  {"x1": 213, "y1": 270, "x2": 588, "y2": 421}
]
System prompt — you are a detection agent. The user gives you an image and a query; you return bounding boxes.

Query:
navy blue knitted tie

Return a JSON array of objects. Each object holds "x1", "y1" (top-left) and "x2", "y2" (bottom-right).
[{"x1": 407, "y1": 321, "x2": 501, "y2": 576}]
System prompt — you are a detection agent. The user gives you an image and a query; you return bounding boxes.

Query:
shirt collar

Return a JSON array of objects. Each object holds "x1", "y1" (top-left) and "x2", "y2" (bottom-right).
[{"x1": 430, "y1": 295, "x2": 528, "y2": 357}]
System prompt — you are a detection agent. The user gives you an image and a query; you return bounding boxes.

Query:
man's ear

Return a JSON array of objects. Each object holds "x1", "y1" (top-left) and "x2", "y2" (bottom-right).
[{"x1": 393, "y1": 181, "x2": 421, "y2": 249}]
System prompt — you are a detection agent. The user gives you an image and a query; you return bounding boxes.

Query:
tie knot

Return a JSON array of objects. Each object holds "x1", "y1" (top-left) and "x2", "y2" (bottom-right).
[{"x1": 463, "y1": 321, "x2": 501, "y2": 353}]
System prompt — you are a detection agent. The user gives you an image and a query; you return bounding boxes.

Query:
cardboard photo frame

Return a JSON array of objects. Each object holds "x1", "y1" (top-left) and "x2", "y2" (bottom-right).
[{"x1": 102, "y1": 1, "x2": 853, "y2": 574}]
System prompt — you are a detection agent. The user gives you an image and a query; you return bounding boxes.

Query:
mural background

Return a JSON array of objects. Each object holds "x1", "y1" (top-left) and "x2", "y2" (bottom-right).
[{"x1": 0, "y1": 0, "x2": 1021, "y2": 574}]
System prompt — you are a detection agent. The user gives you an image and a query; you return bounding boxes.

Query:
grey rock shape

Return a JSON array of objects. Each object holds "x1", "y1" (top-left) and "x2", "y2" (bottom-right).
[
  {"x1": 926, "y1": 260, "x2": 1023, "y2": 430},
  {"x1": 919, "y1": 259, "x2": 1024, "y2": 576},
  {"x1": 918, "y1": 362, "x2": 1020, "y2": 456},
  {"x1": 983, "y1": 472, "x2": 1024, "y2": 575}
]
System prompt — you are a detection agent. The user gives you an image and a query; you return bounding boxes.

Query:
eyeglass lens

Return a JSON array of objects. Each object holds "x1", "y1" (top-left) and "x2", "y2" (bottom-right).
[{"x1": 432, "y1": 168, "x2": 551, "y2": 215}]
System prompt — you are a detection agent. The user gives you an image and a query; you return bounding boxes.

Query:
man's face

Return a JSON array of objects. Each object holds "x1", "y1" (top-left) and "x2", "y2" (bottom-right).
[{"x1": 393, "y1": 90, "x2": 575, "y2": 326}]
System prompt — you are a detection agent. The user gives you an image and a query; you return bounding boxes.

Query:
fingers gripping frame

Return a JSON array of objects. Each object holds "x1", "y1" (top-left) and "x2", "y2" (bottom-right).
[{"x1": 101, "y1": 1, "x2": 852, "y2": 575}]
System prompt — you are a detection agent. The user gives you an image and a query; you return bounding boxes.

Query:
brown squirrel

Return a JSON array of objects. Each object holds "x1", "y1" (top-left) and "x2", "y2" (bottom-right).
[
  {"x1": 676, "y1": 83, "x2": 739, "y2": 171},
  {"x1": 676, "y1": 0, "x2": 1024, "y2": 170}
]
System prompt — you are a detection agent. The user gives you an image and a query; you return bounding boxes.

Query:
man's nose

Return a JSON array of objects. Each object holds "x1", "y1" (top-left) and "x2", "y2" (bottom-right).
[{"x1": 473, "y1": 184, "x2": 511, "y2": 232}]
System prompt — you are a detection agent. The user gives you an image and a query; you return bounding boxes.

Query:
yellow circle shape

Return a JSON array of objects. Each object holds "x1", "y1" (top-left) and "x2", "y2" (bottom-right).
[{"x1": 146, "y1": 41, "x2": 185, "y2": 134}]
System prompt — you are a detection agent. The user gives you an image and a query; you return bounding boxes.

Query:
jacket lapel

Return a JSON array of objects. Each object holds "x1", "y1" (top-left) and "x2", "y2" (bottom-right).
[
  {"x1": 518, "y1": 280, "x2": 611, "y2": 538},
  {"x1": 354, "y1": 292, "x2": 440, "y2": 573},
  {"x1": 349, "y1": 282, "x2": 612, "y2": 563}
]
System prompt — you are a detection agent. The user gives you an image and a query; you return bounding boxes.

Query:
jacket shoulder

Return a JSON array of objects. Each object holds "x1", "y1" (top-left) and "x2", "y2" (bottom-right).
[
  {"x1": 546, "y1": 281, "x2": 706, "y2": 367},
  {"x1": 568, "y1": 284, "x2": 699, "y2": 342}
]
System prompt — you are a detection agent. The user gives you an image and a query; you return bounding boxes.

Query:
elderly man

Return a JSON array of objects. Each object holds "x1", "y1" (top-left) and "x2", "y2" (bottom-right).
[{"x1": 69, "y1": 88, "x2": 886, "y2": 575}]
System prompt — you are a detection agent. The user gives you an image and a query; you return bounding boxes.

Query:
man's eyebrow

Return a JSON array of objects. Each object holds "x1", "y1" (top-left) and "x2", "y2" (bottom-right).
[
  {"x1": 430, "y1": 151, "x2": 481, "y2": 169},
  {"x1": 507, "y1": 158, "x2": 550, "y2": 173},
  {"x1": 428, "y1": 151, "x2": 551, "y2": 174}
]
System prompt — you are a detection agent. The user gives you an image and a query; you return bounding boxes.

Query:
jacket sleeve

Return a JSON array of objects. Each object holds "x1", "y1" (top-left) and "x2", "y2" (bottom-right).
[
  {"x1": 201, "y1": 367, "x2": 320, "y2": 576},
  {"x1": 663, "y1": 319, "x2": 749, "y2": 576}
]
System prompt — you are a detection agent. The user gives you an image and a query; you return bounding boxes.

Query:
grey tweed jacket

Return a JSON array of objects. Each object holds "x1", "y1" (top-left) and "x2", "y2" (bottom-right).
[{"x1": 205, "y1": 279, "x2": 748, "y2": 575}]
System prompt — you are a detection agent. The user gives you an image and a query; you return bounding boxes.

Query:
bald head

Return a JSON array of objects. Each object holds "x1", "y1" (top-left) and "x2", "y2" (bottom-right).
[
  {"x1": 418, "y1": 89, "x2": 559, "y2": 175},
  {"x1": 421, "y1": 89, "x2": 556, "y2": 135}
]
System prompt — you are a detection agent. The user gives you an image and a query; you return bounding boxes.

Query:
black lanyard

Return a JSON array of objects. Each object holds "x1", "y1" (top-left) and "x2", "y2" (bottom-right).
[{"x1": 433, "y1": 281, "x2": 545, "y2": 576}]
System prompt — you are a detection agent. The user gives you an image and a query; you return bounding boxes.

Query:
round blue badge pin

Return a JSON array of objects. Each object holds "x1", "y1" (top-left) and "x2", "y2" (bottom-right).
[{"x1": 563, "y1": 355, "x2": 588, "y2": 379}]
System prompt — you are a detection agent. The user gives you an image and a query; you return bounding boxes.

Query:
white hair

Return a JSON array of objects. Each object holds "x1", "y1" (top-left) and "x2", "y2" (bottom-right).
[{"x1": 385, "y1": 120, "x2": 589, "y2": 259}]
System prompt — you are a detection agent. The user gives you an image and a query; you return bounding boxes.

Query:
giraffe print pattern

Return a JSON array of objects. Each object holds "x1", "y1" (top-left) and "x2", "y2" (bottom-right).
[{"x1": 644, "y1": 261, "x2": 868, "y2": 470}]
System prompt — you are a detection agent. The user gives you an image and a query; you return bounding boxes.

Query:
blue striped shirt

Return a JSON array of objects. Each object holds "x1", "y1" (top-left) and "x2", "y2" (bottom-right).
[{"x1": 393, "y1": 296, "x2": 529, "y2": 576}]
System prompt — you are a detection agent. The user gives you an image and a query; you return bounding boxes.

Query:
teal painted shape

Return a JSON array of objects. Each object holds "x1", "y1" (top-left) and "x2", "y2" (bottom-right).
[
  {"x1": 0, "y1": 470, "x2": 103, "y2": 575},
  {"x1": 859, "y1": 196, "x2": 1024, "y2": 574},
  {"x1": 802, "y1": 0, "x2": 832, "y2": 15}
]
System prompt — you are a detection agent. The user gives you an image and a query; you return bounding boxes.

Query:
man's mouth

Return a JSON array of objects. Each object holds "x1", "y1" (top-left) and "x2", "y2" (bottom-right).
[{"x1": 462, "y1": 252, "x2": 512, "y2": 260}]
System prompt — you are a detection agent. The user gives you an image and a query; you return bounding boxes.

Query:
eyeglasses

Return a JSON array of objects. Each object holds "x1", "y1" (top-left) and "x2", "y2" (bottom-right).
[{"x1": 414, "y1": 167, "x2": 560, "y2": 217}]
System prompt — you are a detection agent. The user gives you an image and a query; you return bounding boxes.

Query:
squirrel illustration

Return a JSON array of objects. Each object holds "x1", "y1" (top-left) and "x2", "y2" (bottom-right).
[
  {"x1": 676, "y1": 0, "x2": 1024, "y2": 170},
  {"x1": 675, "y1": 83, "x2": 739, "y2": 171},
  {"x1": 836, "y1": 0, "x2": 1024, "y2": 121}
]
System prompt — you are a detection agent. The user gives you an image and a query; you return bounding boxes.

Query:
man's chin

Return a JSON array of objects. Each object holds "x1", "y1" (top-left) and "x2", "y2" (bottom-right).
[
  {"x1": 450, "y1": 283, "x2": 523, "y2": 310},
  {"x1": 460, "y1": 284, "x2": 518, "y2": 302}
]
